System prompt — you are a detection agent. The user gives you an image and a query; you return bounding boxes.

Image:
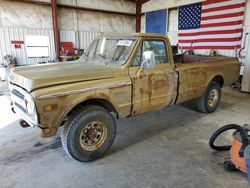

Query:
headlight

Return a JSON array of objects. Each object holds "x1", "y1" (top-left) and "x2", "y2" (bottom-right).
[
  {"x1": 24, "y1": 94, "x2": 38, "y2": 124},
  {"x1": 26, "y1": 99, "x2": 35, "y2": 115}
]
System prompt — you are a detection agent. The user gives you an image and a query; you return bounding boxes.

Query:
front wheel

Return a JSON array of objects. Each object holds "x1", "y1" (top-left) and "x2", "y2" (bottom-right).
[
  {"x1": 61, "y1": 105, "x2": 116, "y2": 162},
  {"x1": 196, "y1": 81, "x2": 221, "y2": 113}
]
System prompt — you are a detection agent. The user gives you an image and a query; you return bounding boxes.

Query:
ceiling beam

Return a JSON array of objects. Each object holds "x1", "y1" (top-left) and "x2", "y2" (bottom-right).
[{"x1": 6, "y1": 0, "x2": 136, "y2": 16}]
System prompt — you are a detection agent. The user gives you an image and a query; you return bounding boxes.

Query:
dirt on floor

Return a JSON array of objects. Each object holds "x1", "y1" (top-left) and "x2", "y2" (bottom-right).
[{"x1": 0, "y1": 87, "x2": 249, "y2": 188}]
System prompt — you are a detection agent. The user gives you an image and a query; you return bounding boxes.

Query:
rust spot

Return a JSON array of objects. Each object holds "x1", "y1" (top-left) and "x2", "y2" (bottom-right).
[
  {"x1": 58, "y1": 95, "x2": 68, "y2": 99},
  {"x1": 139, "y1": 88, "x2": 144, "y2": 95}
]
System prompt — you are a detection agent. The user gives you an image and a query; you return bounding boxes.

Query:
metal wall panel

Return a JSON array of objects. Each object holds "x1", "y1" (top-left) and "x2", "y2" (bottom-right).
[
  {"x1": 0, "y1": 27, "x2": 55, "y2": 66},
  {"x1": 78, "y1": 31, "x2": 101, "y2": 50},
  {"x1": 60, "y1": 30, "x2": 101, "y2": 50},
  {"x1": 60, "y1": 30, "x2": 77, "y2": 47},
  {"x1": 0, "y1": 28, "x2": 102, "y2": 66}
]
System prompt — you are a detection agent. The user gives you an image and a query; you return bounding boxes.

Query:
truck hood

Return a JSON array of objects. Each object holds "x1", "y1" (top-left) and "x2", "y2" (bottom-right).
[{"x1": 10, "y1": 62, "x2": 116, "y2": 92}]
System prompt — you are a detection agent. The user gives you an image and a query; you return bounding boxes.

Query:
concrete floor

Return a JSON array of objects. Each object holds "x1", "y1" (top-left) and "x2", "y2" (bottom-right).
[{"x1": 0, "y1": 83, "x2": 249, "y2": 188}]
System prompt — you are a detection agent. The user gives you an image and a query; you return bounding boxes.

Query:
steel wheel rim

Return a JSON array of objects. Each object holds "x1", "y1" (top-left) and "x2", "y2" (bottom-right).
[
  {"x1": 208, "y1": 89, "x2": 219, "y2": 107},
  {"x1": 79, "y1": 121, "x2": 108, "y2": 151}
]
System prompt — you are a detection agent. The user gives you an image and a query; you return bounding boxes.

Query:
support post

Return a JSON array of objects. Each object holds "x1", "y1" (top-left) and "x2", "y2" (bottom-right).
[
  {"x1": 136, "y1": 0, "x2": 142, "y2": 32},
  {"x1": 51, "y1": 0, "x2": 60, "y2": 61}
]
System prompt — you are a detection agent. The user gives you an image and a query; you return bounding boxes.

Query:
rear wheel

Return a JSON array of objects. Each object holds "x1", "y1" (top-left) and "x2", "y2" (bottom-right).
[
  {"x1": 61, "y1": 105, "x2": 116, "y2": 162},
  {"x1": 197, "y1": 81, "x2": 221, "y2": 113}
]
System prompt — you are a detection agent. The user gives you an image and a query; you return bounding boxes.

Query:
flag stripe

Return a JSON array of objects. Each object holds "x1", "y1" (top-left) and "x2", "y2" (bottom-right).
[
  {"x1": 202, "y1": 0, "x2": 245, "y2": 9},
  {"x1": 178, "y1": 25, "x2": 242, "y2": 33},
  {"x1": 201, "y1": 16, "x2": 243, "y2": 24},
  {"x1": 179, "y1": 33, "x2": 242, "y2": 40},
  {"x1": 201, "y1": 20, "x2": 243, "y2": 28},
  {"x1": 179, "y1": 37, "x2": 242, "y2": 43},
  {"x1": 202, "y1": 7, "x2": 244, "y2": 17},
  {"x1": 202, "y1": 2, "x2": 245, "y2": 13},
  {"x1": 181, "y1": 45, "x2": 241, "y2": 50},
  {"x1": 180, "y1": 41, "x2": 240, "y2": 46},
  {"x1": 178, "y1": 29, "x2": 243, "y2": 36},
  {"x1": 201, "y1": 12, "x2": 244, "y2": 21},
  {"x1": 202, "y1": 0, "x2": 231, "y2": 6}
]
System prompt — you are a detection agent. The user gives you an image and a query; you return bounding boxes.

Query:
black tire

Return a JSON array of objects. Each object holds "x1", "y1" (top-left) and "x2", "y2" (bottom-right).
[
  {"x1": 61, "y1": 105, "x2": 116, "y2": 162},
  {"x1": 196, "y1": 81, "x2": 221, "y2": 113},
  {"x1": 20, "y1": 120, "x2": 30, "y2": 128}
]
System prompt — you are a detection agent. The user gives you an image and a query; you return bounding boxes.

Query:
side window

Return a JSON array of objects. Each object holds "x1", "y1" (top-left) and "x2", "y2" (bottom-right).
[
  {"x1": 143, "y1": 40, "x2": 168, "y2": 64},
  {"x1": 131, "y1": 43, "x2": 142, "y2": 67},
  {"x1": 131, "y1": 40, "x2": 168, "y2": 67}
]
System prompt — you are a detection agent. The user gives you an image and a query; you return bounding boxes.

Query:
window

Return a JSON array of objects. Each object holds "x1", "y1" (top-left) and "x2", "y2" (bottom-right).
[
  {"x1": 86, "y1": 38, "x2": 136, "y2": 66},
  {"x1": 25, "y1": 35, "x2": 49, "y2": 58},
  {"x1": 132, "y1": 40, "x2": 168, "y2": 67},
  {"x1": 131, "y1": 44, "x2": 142, "y2": 67}
]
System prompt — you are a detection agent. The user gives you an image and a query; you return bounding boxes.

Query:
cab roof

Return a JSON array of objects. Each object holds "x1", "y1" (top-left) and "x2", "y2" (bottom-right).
[{"x1": 98, "y1": 33, "x2": 167, "y2": 38}]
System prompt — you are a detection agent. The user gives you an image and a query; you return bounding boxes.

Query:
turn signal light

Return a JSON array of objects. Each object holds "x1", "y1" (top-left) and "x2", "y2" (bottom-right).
[{"x1": 43, "y1": 104, "x2": 58, "y2": 112}]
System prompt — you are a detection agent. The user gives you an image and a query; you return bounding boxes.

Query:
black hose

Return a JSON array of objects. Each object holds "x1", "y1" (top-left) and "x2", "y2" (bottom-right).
[{"x1": 209, "y1": 124, "x2": 248, "y2": 156}]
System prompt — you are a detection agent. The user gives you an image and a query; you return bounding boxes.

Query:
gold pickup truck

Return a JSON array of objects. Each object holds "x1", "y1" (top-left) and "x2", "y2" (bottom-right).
[{"x1": 9, "y1": 33, "x2": 240, "y2": 162}]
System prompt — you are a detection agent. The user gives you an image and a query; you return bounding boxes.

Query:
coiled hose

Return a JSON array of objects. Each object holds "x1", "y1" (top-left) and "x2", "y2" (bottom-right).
[{"x1": 209, "y1": 124, "x2": 249, "y2": 157}]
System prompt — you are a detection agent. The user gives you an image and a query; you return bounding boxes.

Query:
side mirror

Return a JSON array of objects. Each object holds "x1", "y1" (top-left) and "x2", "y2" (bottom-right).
[
  {"x1": 141, "y1": 51, "x2": 155, "y2": 68},
  {"x1": 137, "y1": 51, "x2": 155, "y2": 78}
]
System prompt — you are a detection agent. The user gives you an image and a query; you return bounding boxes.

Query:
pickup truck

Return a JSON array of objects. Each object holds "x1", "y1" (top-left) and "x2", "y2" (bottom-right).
[{"x1": 9, "y1": 33, "x2": 240, "y2": 162}]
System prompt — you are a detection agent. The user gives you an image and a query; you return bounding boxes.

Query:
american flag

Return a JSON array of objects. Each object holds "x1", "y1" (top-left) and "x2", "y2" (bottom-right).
[{"x1": 178, "y1": 0, "x2": 246, "y2": 50}]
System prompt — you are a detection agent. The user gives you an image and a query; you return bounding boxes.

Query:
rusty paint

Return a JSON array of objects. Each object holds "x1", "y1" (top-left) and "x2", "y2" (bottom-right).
[
  {"x1": 9, "y1": 34, "x2": 240, "y2": 138},
  {"x1": 37, "y1": 81, "x2": 131, "y2": 99}
]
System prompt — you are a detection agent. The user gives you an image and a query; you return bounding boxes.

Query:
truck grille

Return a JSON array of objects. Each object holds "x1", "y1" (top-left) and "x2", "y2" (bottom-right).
[
  {"x1": 10, "y1": 84, "x2": 38, "y2": 127},
  {"x1": 11, "y1": 88, "x2": 27, "y2": 114},
  {"x1": 12, "y1": 88, "x2": 25, "y2": 100}
]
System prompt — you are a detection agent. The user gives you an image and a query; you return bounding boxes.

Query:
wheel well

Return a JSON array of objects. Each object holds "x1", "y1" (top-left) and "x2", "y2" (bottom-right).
[
  {"x1": 212, "y1": 76, "x2": 224, "y2": 87},
  {"x1": 67, "y1": 99, "x2": 119, "y2": 119}
]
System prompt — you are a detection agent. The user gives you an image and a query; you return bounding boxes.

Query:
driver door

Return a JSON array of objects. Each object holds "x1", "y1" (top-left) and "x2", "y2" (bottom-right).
[{"x1": 129, "y1": 38, "x2": 177, "y2": 114}]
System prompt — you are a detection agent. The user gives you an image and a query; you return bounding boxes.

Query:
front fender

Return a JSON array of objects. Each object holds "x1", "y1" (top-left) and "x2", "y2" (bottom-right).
[{"x1": 32, "y1": 79, "x2": 132, "y2": 137}]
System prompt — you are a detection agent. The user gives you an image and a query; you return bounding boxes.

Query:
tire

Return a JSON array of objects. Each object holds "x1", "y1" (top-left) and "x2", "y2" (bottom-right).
[
  {"x1": 196, "y1": 81, "x2": 221, "y2": 113},
  {"x1": 61, "y1": 105, "x2": 116, "y2": 162}
]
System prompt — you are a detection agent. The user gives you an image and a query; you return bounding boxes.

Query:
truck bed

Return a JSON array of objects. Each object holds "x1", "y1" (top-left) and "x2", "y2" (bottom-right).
[
  {"x1": 173, "y1": 54, "x2": 240, "y2": 104},
  {"x1": 174, "y1": 54, "x2": 228, "y2": 64}
]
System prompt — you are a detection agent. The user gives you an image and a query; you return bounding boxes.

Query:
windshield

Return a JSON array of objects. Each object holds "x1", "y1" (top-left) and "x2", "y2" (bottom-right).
[{"x1": 84, "y1": 37, "x2": 136, "y2": 66}]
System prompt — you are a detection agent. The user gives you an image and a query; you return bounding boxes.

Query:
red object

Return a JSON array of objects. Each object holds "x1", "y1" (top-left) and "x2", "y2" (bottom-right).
[
  {"x1": 61, "y1": 42, "x2": 73, "y2": 48},
  {"x1": 230, "y1": 135, "x2": 247, "y2": 173},
  {"x1": 61, "y1": 47, "x2": 75, "y2": 55},
  {"x1": 11, "y1": 40, "x2": 24, "y2": 44},
  {"x1": 14, "y1": 44, "x2": 21, "y2": 49},
  {"x1": 178, "y1": 0, "x2": 245, "y2": 50},
  {"x1": 60, "y1": 42, "x2": 76, "y2": 56}
]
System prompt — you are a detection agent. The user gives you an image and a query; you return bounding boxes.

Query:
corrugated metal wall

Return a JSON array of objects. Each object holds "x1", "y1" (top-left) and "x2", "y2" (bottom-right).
[
  {"x1": 0, "y1": 27, "x2": 55, "y2": 66},
  {"x1": 60, "y1": 30, "x2": 101, "y2": 50},
  {"x1": 78, "y1": 31, "x2": 101, "y2": 49},
  {"x1": 0, "y1": 0, "x2": 136, "y2": 66},
  {"x1": 0, "y1": 28, "x2": 101, "y2": 66}
]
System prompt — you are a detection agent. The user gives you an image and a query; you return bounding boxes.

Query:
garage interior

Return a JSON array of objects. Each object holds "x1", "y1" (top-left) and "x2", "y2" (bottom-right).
[{"x1": 0, "y1": 0, "x2": 250, "y2": 187}]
